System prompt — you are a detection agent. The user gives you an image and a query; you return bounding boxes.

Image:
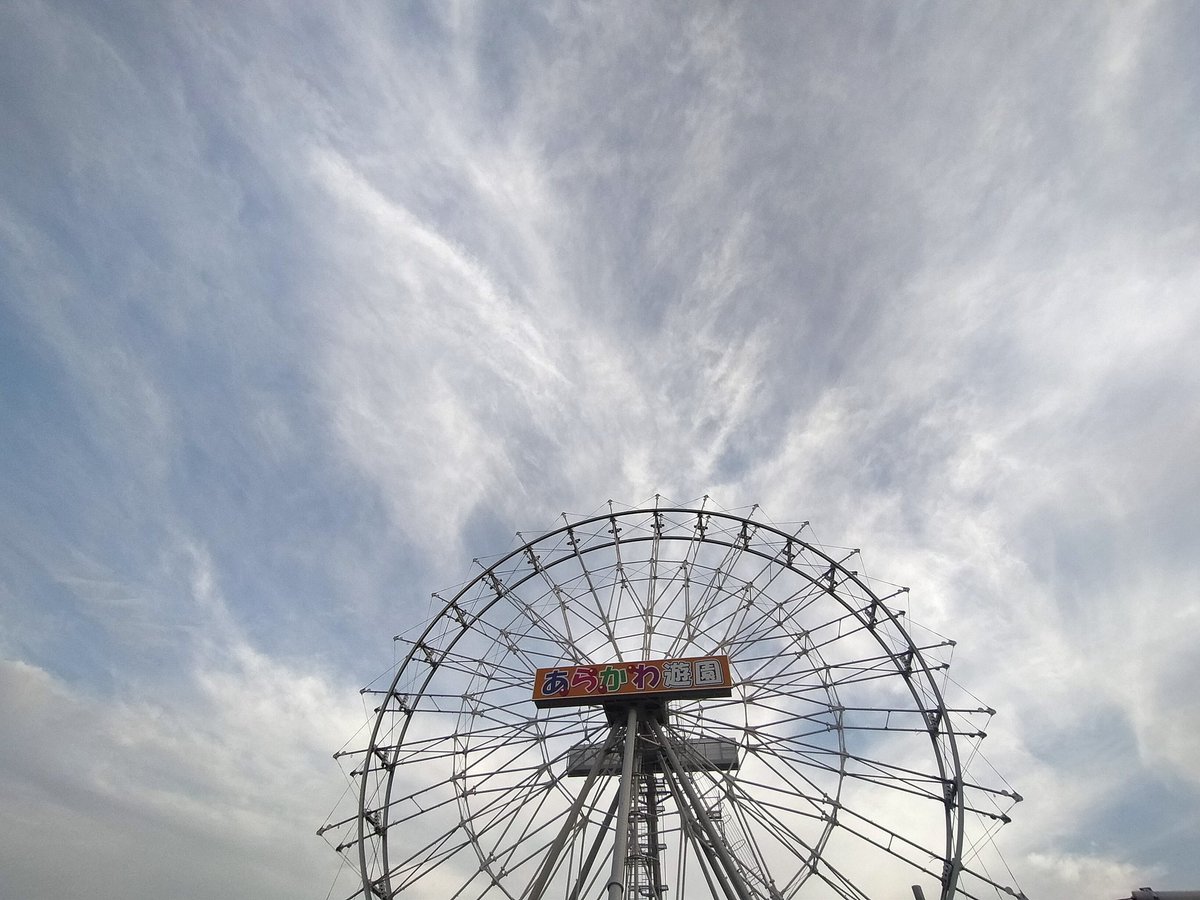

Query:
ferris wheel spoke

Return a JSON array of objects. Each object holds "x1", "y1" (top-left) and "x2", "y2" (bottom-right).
[
  {"x1": 725, "y1": 568, "x2": 828, "y2": 638},
  {"x1": 450, "y1": 676, "x2": 548, "y2": 705},
  {"x1": 710, "y1": 775, "x2": 881, "y2": 900},
  {"x1": 460, "y1": 710, "x2": 597, "y2": 748},
  {"x1": 712, "y1": 554, "x2": 800, "y2": 656},
  {"x1": 378, "y1": 722, "x2": 532, "y2": 766},
  {"x1": 660, "y1": 566, "x2": 749, "y2": 661},
  {"x1": 657, "y1": 514, "x2": 724, "y2": 659},
  {"x1": 688, "y1": 585, "x2": 761, "y2": 652},
  {"x1": 798, "y1": 755, "x2": 946, "y2": 808},
  {"x1": 604, "y1": 507, "x2": 638, "y2": 630},
  {"x1": 646, "y1": 559, "x2": 695, "y2": 654},
  {"x1": 716, "y1": 693, "x2": 837, "y2": 729},
  {"x1": 717, "y1": 634, "x2": 838, "y2": 689},
  {"x1": 687, "y1": 533, "x2": 751, "y2": 634},
  {"x1": 456, "y1": 615, "x2": 584, "y2": 671},
  {"x1": 774, "y1": 755, "x2": 949, "y2": 817},
  {"x1": 723, "y1": 603, "x2": 833, "y2": 662},
  {"x1": 667, "y1": 722, "x2": 835, "y2": 829},
  {"x1": 561, "y1": 526, "x2": 625, "y2": 661},
  {"x1": 724, "y1": 782, "x2": 785, "y2": 896},
  {"x1": 341, "y1": 506, "x2": 1025, "y2": 900},
  {"x1": 519, "y1": 542, "x2": 587, "y2": 664},
  {"x1": 351, "y1": 775, "x2": 467, "y2": 839},
  {"x1": 429, "y1": 860, "x2": 494, "y2": 900},
  {"x1": 455, "y1": 706, "x2": 544, "y2": 736},
  {"x1": 460, "y1": 760, "x2": 556, "y2": 801},
  {"x1": 670, "y1": 709, "x2": 844, "y2": 760},
  {"x1": 599, "y1": 570, "x2": 632, "y2": 656},
  {"x1": 461, "y1": 719, "x2": 600, "y2": 800},
  {"x1": 654, "y1": 751, "x2": 744, "y2": 900},
  {"x1": 715, "y1": 777, "x2": 823, "y2": 889},
  {"x1": 451, "y1": 869, "x2": 502, "y2": 900},
  {"x1": 368, "y1": 766, "x2": 538, "y2": 841},
  {"x1": 560, "y1": 788, "x2": 620, "y2": 900},
  {"x1": 456, "y1": 703, "x2": 585, "y2": 744},
  {"x1": 396, "y1": 845, "x2": 499, "y2": 900},
  {"x1": 653, "y1": 718, "x2": 758, "y2": 900},
  {"x1": 499, "y1": 792, "x2": 604, "y2": 892},
  {"x1": 523, "y1": 723, "x2": 626, "y2": 900},
  {"x1": 820, "y1": 802, "x2": 949, "y2": 881},
  {"x1": 506, "y1": 595, "x2": 592, "y2": 669},
  {"x1": 801, "y1": 858, "x2": 874, "y2": 900},
  {"x1": 457, "y1": 783, "x2": 568, "y2": 858},
  {"x1": 382, "y1": 723, "x2": 518, "y2": 762},
  {"x1": 725, "y1": 751, "x2": 840, "y2": 820},
  {"x1": 748, "y1": 730, "x2": 942, "y2": 786},
  {"x1": 741, "y1": 652, "x2": 930, "y2": 699},
  {"x1": 725, "y1": 608, "x2": 870, "y2": 674},
  {"x1": 475, "y1": 786, "x2": 569, "y2": 879},
  {"x1": 481, "y1": 600, "x2": 590, "y2": 671},
  {"x1": 379, "y1": 818, "x2": 475, "y2": 893},
  {"x1": 457, "y1": 731, "x2": 583, "y2": 793},
  {"x1": 457, "y1": 745, "x2": 565, "y2": 796},
  {"x1": 394, "y1": 635, "x2": 544, "y2": 688},
  {"x1": 638, "y1": 510, "x2": 665, "y2": 658},
  {"x1": 718, "y1": 772, "x2": 835, "y2": 833},
  {"x1": 458, "y1": 590, "x2": 590, "y2": 676},
  {"x1": 456, "y1": 744, "x2": 578, "y2": 801},
  {"x1": 458, "y1": 768, "x2": 567, "y2": 856},
  {"x1": 473, "y1": 774, "x2": 617, "y2": 891}
]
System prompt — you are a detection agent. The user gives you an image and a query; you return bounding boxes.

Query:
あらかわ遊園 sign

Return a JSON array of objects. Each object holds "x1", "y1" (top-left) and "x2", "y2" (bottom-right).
[{"x1": 532, "y1": 655, "x2": 732, "y2": 708}]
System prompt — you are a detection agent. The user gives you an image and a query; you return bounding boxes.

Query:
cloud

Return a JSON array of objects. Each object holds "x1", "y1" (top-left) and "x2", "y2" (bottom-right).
[
  {"x1": 1025, "y1": 850, "x2": 1151, "y2": 899},
  {"x1": 2, "y1": 1, "x2": 1199, "y2": 897},
  {"x1": 0, "y1": 545, "x2": 364, "y2": 900}
]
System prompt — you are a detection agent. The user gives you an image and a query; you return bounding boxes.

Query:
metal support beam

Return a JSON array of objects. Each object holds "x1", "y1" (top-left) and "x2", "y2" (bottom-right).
[
  {"x1": 567, "y1": 792, "x2": 621, "y2": 900},
  {"x1": 649, "y1": 719, "x2": 756, "y2": 900},
  {"x1": 656, "y1": 751, "x2": 740, "y2": 900},
  {"x1": 526, "y1": 725, "x2": 622, "y2": 900},
  {"x1": 606, "y1": 706, "x2": 640, "y2": 900}
]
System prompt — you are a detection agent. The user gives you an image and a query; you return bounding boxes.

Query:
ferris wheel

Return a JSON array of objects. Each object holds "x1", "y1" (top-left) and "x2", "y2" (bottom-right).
[{"x1": 321, "y1": 502, "x2": 1025, "y2": 900}]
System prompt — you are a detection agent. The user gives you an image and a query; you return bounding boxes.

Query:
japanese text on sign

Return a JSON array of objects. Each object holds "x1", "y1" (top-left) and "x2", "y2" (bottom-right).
[{"x1": 532, "y1": 655, "x2": 733, "y2": 707}]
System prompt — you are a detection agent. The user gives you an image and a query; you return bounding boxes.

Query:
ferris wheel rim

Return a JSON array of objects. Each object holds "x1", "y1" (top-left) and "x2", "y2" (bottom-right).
[{"x1": 353, "y1": 505, "x2": 970, "y2": 900}]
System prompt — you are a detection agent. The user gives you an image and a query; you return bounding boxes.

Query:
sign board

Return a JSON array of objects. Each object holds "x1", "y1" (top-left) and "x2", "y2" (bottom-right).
[{"x1": 533, "y1": 654, "x2": 733, "y2": 708}]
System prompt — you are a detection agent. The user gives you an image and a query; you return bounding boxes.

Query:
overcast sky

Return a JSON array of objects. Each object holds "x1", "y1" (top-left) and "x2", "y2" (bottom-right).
[{"x1": 2, "y1": 2, "x2": 1198, "y2": 898}]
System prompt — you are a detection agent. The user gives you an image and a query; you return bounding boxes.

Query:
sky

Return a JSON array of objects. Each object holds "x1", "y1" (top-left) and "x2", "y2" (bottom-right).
[{"x1": 1, "y1": 1, "x2": 1198, "y2": 898}]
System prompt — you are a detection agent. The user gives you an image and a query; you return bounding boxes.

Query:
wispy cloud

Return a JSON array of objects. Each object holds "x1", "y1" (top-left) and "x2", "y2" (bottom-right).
[{"x1": 2, "y1": 1, "x2": 1198, "y2": 897}]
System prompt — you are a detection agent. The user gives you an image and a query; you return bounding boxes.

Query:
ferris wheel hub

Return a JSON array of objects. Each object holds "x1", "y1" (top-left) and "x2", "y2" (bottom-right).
[{"x1": 600, "y1": 697, "x2": 669, "y2": 725}]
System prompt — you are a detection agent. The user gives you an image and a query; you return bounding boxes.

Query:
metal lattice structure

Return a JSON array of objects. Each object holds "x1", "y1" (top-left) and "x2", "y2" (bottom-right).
[{"x1": 321, "y1": 502, "x2": 1025, "y2": 900}]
